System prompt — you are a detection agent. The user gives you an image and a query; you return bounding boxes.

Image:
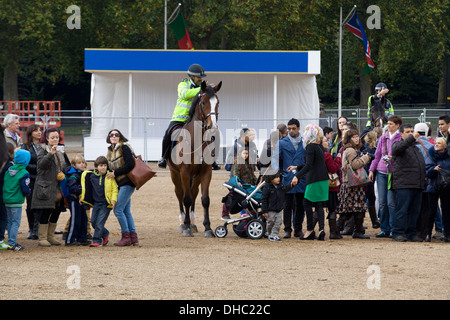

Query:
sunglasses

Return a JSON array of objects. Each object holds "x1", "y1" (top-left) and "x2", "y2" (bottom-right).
[{"x1": 109, "y1": 133, "x2": 120, "y2": 137}]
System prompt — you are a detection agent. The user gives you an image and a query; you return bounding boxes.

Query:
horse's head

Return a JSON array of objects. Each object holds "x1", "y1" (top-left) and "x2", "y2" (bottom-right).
[
  {"x1": 370, "y1": 95, "x2": 386, "y2": 128},
  {"x1": 196, "y1": 81, "x2": 222, "y2": 130}
]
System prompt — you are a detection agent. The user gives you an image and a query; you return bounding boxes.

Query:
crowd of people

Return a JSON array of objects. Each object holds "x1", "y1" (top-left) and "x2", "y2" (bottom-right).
[
  {"x1": 1, "y1": 110, "x2": 450, "y2": 249},
  {"x1": 1, "y1": 114, "x2": 140, "y2": 251},
  {"x1": 225, "y1": 115, "x2": 450, "y2": 243}
]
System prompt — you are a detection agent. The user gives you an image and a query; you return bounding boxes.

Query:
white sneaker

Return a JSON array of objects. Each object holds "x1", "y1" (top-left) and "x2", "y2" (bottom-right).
[{"x1": 268, "y1": 235, "x2": 281, "y2": 242}]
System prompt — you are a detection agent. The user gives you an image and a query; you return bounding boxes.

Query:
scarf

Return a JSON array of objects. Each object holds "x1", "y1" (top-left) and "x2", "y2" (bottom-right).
[
  {"x1": 288, "y1": 133, "x2": 302, "y2": 151},
  {"x1": 302, "y1": 124, "x2": 324, "y2": 146}
]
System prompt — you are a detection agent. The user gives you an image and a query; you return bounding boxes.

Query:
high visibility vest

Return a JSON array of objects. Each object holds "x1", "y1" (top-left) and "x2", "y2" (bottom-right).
[
  {"x1": 366, "y1": 95, "x2": 394, "y2": 127},
  {"x1": 171, "y1": 79, "x2": 201, "y2": 122}
]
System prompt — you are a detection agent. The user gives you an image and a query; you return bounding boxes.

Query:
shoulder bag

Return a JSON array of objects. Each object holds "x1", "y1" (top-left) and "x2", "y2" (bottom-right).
[
  {"x1": 435, "y1": 168, "x2": 450, "y2": 192},
  {"x1": 344, "y1": 150, "x2": 369, "y2": 188},
  {"x1": 127, "y1": 154, "x2": 156, "y2": 190}
]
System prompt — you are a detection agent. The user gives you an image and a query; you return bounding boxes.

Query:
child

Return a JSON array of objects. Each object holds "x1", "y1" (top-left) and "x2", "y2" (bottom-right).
[
  {"x1": 2, "y1": 149, "x2": 31, "y2": 250},
  {"x1": 64, "y1": 155, "x2": 90, "y2": 246},
  {"x1": 261, "y1": 172, "x2": 292, "y2": 242},
  {"x1": 232, "y1": 148, "x2": 257, "y2": 185},
  {"x1": 63, "y1": 155, "x2": 93, "y2": 241},
  {"x1": 322, "y1": 137, "x2": 342, "y2": 239},
  {"x1": 0, "y1": 143, "x2": 15, "y2": 249},
  {"x1": 80, "y1": 156, "x2": 118, "y2": 247}
]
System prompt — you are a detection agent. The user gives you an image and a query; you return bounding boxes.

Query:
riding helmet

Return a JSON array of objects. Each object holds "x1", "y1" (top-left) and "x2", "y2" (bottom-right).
[
  {"x1": 375, "y1": 82, "x2": 388, "y2": 91},
  {"x1": 187, "y1": 64, "x2": 207, "y2": 78}
]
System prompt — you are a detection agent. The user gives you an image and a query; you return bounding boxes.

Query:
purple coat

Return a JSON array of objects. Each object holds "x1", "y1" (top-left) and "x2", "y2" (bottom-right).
[{"x1": 369, "y1": 131, "x2": 402, "y2": 174}]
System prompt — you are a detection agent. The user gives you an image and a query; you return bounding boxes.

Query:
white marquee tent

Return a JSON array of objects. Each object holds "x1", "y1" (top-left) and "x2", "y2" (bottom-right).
[{"x1": 84, "y1": 49, "x2": 321, "y2": 161}]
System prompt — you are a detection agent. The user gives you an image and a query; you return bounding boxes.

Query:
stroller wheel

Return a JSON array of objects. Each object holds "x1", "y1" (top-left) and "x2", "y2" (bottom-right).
[
  {"x1": 215, "y1": 225, "x2": 228, "y2": 238},
  {"x1": 246, "y1": 219, "x2": 265, "y2": 240}
]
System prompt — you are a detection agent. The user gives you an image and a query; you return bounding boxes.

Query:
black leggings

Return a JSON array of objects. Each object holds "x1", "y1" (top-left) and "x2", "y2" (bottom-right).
[
  {"x1": 39, "y1": 207, "x2": 62, "y2": 224},
  {"x1": 304, "y1": 198, "x2": 325, "y2": 231}
]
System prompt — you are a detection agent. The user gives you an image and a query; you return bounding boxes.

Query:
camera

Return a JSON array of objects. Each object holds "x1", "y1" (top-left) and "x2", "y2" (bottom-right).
[
  {"x1": 56, "y1": 145, "x2": 65, "y2": 152},
  {"x1": 382, "y1": 155, "x2": 390, "y2": 163}
]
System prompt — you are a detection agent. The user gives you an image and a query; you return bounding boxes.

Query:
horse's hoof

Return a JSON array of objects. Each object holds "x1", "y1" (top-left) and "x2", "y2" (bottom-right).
[
  {"x1": 191, "y1": 224, "x2": 198, "y2": 233},
  {"x1": 204, "y1": 230, "x2": 215, "y2": 238},
  {"x1": 178, "y1": 225, "x2": 184, "y2": 233},
  {"x1": 182, "y1": 229, "x2": 194, "y2": 237}
]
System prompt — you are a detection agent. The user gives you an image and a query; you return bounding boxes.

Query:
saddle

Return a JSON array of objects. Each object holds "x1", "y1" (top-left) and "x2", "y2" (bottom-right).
[{"x1": 169, "y1": 122, "x2": 184, "y2": 153}]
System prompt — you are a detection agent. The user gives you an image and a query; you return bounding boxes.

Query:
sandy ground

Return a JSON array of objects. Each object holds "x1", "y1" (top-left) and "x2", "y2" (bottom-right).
[{"x1": 1, "y1": 155, "x2": 449, "y2": 301}]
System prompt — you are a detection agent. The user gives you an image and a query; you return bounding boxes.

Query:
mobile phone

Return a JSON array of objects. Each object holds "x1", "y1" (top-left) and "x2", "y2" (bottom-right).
[{"x1": 56, "y1": 145, "x2": 65, "y2": 152}]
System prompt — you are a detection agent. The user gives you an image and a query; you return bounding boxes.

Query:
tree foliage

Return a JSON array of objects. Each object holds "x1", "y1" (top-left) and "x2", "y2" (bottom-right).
[{"x1": 0, "y1": 0, "x2": 448, "y2": 107}]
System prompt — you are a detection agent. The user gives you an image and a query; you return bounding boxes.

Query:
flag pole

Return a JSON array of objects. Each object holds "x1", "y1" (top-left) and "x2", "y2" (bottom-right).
[
  {"x1": 164, "y1": 0, "x2": 167, "y2": 50},
  {"x1": 339, "y1": 5, "x2": 357, "y2": 117},
  {"x1": 165, "y1": 2, "x2": 182, "y2": 50}
]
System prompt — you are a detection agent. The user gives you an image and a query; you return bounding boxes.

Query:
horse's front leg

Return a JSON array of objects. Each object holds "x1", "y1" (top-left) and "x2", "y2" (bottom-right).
[
  {"x1": 180, "y1": 172, "x2": 194, "y2": 237},
  {"x1": 200, "y1": 169, "x2": 214, "y2": 238}
]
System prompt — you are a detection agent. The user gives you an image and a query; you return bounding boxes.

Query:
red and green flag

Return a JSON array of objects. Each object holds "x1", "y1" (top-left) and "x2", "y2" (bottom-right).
[{"x1": 168, "y1": 7, "x2": 194, "y2": 50}]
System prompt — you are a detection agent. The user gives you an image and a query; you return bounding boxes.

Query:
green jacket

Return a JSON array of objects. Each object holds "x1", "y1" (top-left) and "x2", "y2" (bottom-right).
[
  {"x1": 171, "y1": 78, "x2": 201, "y2": 122},
  {"x1": 3, "y1": 164, "x2": 31, "y2": 207}
]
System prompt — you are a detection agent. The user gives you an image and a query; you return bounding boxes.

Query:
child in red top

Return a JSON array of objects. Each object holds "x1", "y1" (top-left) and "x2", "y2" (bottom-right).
[{"x1": 322, "y1": 138, "x2": 342, "y2": 239}]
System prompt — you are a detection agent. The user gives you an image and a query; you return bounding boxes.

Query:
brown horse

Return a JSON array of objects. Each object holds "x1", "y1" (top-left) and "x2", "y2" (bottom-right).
[
  {"x1": 168, "y1": 81, "x2": 222, "y2": 237},
  {"x1": 369, "y1": 95, "x2": 387, "y2": 128}
]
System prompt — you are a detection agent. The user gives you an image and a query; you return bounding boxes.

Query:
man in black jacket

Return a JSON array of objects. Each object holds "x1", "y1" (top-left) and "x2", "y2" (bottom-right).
[{"x1": 390, "y1": 124, "x2": 426, "y2": 242}]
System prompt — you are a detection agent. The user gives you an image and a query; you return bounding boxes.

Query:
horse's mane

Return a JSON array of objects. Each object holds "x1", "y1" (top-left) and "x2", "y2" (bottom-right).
[{"x1": 187, "y1": 85, "x2": 215, "y2": 124}]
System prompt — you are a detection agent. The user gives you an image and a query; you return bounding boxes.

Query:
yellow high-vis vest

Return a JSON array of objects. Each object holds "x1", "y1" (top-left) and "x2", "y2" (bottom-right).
[{"x1": 171, "y1": 79, "x2": 201, "y2": 122}]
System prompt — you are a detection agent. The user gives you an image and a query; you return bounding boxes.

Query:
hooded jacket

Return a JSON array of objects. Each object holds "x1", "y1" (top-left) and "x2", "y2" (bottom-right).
[
  {"x1": 3, "y1": 149, "x2": 31, "y2": 207},
  {"x1": 80, "y1": 169, "x2": 118, "y2": 209}
]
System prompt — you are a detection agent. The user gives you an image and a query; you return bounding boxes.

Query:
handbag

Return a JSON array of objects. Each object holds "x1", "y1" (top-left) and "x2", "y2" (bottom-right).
[
  {"x1": 435, "y1": 168, "x2": 450, "y2": 192},
  {"x1": 328, "y1": 172, "x2": 340, "y2": 188},
  {"x1": 127, "y1": 154, "x2": 156, "y2": 190},
  {"x1": 344, "y1": 150, "x2": 369, "y2": 188}
]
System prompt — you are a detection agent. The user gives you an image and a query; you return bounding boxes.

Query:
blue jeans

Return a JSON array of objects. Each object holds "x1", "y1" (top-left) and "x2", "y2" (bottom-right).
[
  {"x1": 376, "y1": 172, "x2": 395, "y2": 233},
  {"x1": 6, "y1": 207, "x2": 22, "y2": 246},
  {"x1": 114, "y1": 185, "x2": 136, "y2": 234},
  {"x1": 91, "y1": 203, "x2": 111, "y2": 245},
  {"x1": 392, "y1": 188, "x2": 422, "y2": 239}
]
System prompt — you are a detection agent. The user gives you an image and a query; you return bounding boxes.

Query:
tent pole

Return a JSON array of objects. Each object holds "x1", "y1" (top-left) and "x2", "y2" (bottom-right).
[
  {"x1": 128, "y1": 73, "x2": 133, "y2": 139},
  {"x1": 273, "y1": 74, "x2": 277, "y2": 129}
]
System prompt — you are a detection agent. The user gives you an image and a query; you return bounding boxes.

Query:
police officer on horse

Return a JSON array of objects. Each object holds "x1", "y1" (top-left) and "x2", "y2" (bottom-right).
[
  {"x1": 158, "y1": 63, "x2": 221, "y2": 170},
  {"x1": 365, "y1": 82, "x2": 394, "y2": 128}
]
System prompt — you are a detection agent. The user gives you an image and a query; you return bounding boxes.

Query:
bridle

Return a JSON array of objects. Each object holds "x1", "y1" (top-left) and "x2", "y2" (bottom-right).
[{"x1": 197, "y1": 93, "x2": 219, "y2": 130}]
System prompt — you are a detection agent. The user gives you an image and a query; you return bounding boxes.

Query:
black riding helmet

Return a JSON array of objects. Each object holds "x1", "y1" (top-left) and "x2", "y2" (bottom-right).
[{"x1": 187, "y1": 64, "x2": 207, "y2": 78}]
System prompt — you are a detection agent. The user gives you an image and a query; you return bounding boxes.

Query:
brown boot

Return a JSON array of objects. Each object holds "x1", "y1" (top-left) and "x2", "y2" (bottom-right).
[
  {"x1": 114, "y1": 232, "x2": 131, "y2": 246},
  {"x1": 130, "y1": 232, "x2": 139, "y2": 246}
]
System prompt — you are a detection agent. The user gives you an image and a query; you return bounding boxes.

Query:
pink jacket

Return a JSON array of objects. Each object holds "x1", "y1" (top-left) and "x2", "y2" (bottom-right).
[{"x1": 369, "y1": 131, "x2": 402, "y2": 174}]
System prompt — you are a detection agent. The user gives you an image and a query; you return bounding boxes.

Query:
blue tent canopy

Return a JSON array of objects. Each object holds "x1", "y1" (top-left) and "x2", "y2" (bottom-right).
[{"x1": 85, "y1": 49, "x2": 319, "y2": 74}]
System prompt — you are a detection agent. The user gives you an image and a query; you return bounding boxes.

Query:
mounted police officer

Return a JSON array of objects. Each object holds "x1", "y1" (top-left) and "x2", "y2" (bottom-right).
[
  {"x1": 158, "y1": 64, "x2": 221, "y2": 170},
  {"x1": 365, "y1": 82, "x2": 394, "y2": 128}
]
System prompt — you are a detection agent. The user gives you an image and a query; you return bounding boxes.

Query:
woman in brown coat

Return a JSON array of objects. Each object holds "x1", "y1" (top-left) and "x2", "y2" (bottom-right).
[
  {"x1": 31, "y1": 128, "x2": 70, "y2": 246},
  {"x1": 336, "y1": 129, "x2": 372, "y2": 239}
]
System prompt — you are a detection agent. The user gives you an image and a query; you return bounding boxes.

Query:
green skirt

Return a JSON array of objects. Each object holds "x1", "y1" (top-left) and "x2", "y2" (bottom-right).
[{"x1": 305, "y1": 180, "x2": 329, "y2": 202}]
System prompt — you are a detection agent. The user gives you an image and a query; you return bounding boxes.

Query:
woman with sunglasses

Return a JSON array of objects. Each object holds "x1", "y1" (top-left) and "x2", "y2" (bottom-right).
[{"x1": 106, "y1": 129, "x2": 139, "y2": 246}]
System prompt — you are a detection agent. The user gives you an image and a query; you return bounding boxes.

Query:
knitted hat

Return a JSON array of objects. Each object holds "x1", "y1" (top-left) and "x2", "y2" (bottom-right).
[{"x1": 14, "y1": 149, "x2": 31, "y2": 167}]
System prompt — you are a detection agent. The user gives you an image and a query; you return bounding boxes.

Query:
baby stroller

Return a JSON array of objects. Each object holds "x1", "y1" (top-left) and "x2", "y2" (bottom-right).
[{"x1": 215, "y1": 176, "x2": 266, "y2": 240}]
